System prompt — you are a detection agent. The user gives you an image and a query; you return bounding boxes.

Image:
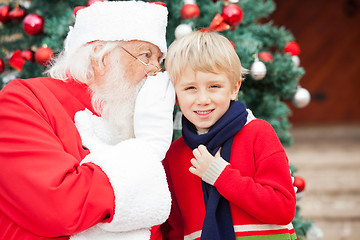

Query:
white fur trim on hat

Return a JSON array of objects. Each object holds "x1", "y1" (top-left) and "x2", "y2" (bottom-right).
[{"x1": 64, "y1": 1, "x2": 168, "y2": 59}]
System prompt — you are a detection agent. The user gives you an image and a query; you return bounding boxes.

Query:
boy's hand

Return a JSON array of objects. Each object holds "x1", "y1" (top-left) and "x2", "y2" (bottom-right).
[{"x1": 189, "y1": 145, "x2": 221, "y2": 178}]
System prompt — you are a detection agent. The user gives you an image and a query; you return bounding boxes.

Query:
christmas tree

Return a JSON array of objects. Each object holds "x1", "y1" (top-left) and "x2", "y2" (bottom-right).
[
  {"x1": 0, "y1": 0, "x2": 87, "y2": 80},
  {"x1": 0, "y1": 0, "x2": 315, "y2": 238}
]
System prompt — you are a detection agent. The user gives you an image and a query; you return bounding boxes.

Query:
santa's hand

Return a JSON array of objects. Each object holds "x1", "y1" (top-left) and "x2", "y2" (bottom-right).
[{"x1": 134, "y1": 71, "x2": 175, "y2": 160}]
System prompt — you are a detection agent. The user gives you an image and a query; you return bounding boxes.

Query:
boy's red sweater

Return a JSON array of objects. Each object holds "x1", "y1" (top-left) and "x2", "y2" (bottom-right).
[{"x1": 162, "y1": 119, "x2": 297, "y2": 240}]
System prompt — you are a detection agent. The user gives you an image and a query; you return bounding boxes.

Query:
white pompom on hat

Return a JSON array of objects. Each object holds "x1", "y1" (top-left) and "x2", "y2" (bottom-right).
[{"x1": 64, "y1": 1, "x2": 168, "y2": 59}]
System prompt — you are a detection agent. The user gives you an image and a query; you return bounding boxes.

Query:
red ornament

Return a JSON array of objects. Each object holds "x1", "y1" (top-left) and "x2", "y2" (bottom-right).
[
  {"x1": 293, "y1": 176, "x2": 306, "y2": 193},
  {"x1": 23, "y1": 14, "x2": 44, "y2": 36},
  {"x1": 9, "y1": 50, "x2": 26, "y2": 71},
  {"x1": 221, "y1": 4, "x2": 243, "y2": 27},
  {"x1": 180, "y1": 4, "x2": 200, "y2": 19},
  {"x1": 35, "y1": 47, "x2": 54, "y2": 66},
  {"x1": 8, "y1": 6, "x2": 26, "y2": 21},
  {"x1": 0, "y1": 5, "x2": 10, "y2": 23},
  {"x1": 0, "y1": 58, "x2": 6, "y2": 73},
  {"x1": 21, "y1": 49, "x2": 34, "y2": 62},
  {"x1": 87, "y1": 0, "x2": 103, "y2": 6},
  {"x1": 258, "y1": 51, "x2": 273, "y2": 62},
  {"x1": 284, "y1": 41, "x2": 300, "y2": 56}
]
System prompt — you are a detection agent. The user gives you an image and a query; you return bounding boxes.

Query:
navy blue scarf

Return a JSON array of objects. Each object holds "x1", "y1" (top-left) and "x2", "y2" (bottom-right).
[{"x1": 182, "y1": 101, "x2": 248, "y2": 240}]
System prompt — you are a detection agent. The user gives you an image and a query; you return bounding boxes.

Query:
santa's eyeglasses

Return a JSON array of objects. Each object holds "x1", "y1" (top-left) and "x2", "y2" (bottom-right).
[{"x1": 120, "y1": 46, "x2": 161, "y2": 76}]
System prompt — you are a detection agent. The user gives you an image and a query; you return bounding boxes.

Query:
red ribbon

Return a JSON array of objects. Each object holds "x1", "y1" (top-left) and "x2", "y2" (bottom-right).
[
  {"x1": 199, "y1": 14, "x2": 230, "y2": 33},
  {"x1": 9, "y1": 50, "x2": 26, "y2": 71}
]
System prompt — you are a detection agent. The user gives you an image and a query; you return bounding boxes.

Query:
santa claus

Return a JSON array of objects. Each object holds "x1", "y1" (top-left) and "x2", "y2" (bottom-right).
[{"x1": 0, "y1": 1, "x2": 174, "y2": 239}]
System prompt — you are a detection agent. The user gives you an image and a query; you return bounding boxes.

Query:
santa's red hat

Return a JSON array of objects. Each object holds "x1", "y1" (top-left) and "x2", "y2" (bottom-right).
[{"x1": 64, "y1": 1, "x2": 168, "y2": 60}]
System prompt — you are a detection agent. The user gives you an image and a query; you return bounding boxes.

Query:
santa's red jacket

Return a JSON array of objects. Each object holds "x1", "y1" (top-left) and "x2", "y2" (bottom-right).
[{"x1": 0, "y1": 77, "x2": 163, "y2": 239}]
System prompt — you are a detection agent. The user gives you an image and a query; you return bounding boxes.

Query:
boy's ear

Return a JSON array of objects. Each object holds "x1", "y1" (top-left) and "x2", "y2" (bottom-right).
[{"x1": 230, "y1": 79, "x2": 242, "y2": 101}]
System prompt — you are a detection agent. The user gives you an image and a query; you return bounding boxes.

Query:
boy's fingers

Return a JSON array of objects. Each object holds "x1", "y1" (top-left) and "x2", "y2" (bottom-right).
[
  {"x1": 190, "y1": 158, "x2": 199, "y2": 168},
  {"x1": 198, "y1": 145, "x2": 214, "y2": 158},
  {"x1": 189, "y1": 166, "x2": 198, "y2": 176},
  {"x1": 198, "y1": 144, "x2": 207, "y2": 153},
  {"x1": 193, "y1": 148, "x2": 201, "y2": 158}
]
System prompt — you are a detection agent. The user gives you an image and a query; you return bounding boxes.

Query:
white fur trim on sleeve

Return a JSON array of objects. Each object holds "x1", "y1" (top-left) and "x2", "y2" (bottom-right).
[
  {"x1": 70, "y1": 225, "x2": 150, "y2": 240},
  {"x1": 81, "y1": 138, "x2": 171, "y2": 232}
]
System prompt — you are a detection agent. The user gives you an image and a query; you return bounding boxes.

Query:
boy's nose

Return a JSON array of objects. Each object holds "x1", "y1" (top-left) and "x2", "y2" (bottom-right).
[{"x1": 196, "y1": 91, "x2": 211, "y2": 105}]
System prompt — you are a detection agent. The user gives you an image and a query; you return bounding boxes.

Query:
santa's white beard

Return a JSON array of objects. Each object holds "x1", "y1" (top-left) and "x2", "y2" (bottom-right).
[{"x1": 90, "y1": 68, "x2": 145, "y2": 144}]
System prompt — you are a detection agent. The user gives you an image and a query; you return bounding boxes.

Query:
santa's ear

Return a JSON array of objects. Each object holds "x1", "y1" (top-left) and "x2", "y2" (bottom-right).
[
  {"x1": 91, "y1": 57, "x2": 106, "y2": 76},
  {"x1": 91, "y1": 43, "x2": 108, "y2": 77}
]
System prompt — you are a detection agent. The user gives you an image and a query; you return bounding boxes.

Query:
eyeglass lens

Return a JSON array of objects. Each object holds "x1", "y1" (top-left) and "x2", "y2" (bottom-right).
[
  {"x1": 144, "y1": 63, "x2": 160, "y2": 76},
  {"x1": 120, "y1": 46, "x2": 160, "y2": 76}
]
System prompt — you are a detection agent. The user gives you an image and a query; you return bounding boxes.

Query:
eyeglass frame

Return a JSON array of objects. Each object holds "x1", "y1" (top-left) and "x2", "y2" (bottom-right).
[{"x1": 120, "y1": 46, "x2": 161, "y2": 76}]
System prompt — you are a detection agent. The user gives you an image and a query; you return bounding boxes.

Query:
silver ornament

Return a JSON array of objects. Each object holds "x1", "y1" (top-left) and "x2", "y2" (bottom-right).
[
  {"x1": 175, "y1": 24, "x2": 193, "y2": 39},
  {"x1": 250, "y1": 59, "x2": 267, "y2": 80},
  {"x1": 292, "y1": 55, "x2": 300, "y2": 67},
  {"x1": 19, "y1": 0, "x2": 32, "y2": 9},
  {"x1": 292, "y1": 87, "x2": 311, "y2": 108}
]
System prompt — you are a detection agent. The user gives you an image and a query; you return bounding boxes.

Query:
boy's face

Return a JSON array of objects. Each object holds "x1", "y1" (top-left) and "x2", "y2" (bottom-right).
[{"x1": 174, "y1": 67, "x2": 241, "y2": 133}]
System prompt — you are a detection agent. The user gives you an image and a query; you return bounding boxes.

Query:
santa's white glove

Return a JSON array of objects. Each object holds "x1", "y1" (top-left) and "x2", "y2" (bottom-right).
[
  {"x1": 75, "y1": 108, "x2": 125, "y2": 146},
  {"x1": 74, "y1": 109, "x2": 114, "y2": 151},
  {"x1": 134, "y1": 71, "x2": 175, "y2": 160}
]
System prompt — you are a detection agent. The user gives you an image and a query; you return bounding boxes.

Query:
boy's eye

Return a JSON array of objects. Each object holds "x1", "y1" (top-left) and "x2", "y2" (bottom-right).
[
  {"x1": 210, "y1": 84, "x2": 220, "y2": 88},
  {"x1": 185, "y1": 86, "x2": 195, "y2": 90}
]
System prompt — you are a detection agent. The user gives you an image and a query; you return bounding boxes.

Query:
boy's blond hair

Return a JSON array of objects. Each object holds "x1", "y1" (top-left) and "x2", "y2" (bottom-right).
[{"x1": 165, "y1": 31, "x2": 246, "y2": 85}]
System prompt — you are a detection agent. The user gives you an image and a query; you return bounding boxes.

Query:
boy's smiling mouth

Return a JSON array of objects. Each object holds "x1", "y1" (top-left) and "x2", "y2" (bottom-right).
[{"x1": 195, "y1": 109, "x2": 214, "y2": 118}]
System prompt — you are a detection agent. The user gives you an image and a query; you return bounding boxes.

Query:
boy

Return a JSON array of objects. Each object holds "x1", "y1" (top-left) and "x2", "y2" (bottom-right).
[{"x1": 161, "y1": 31, "x2": 297, "y2": 240}]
